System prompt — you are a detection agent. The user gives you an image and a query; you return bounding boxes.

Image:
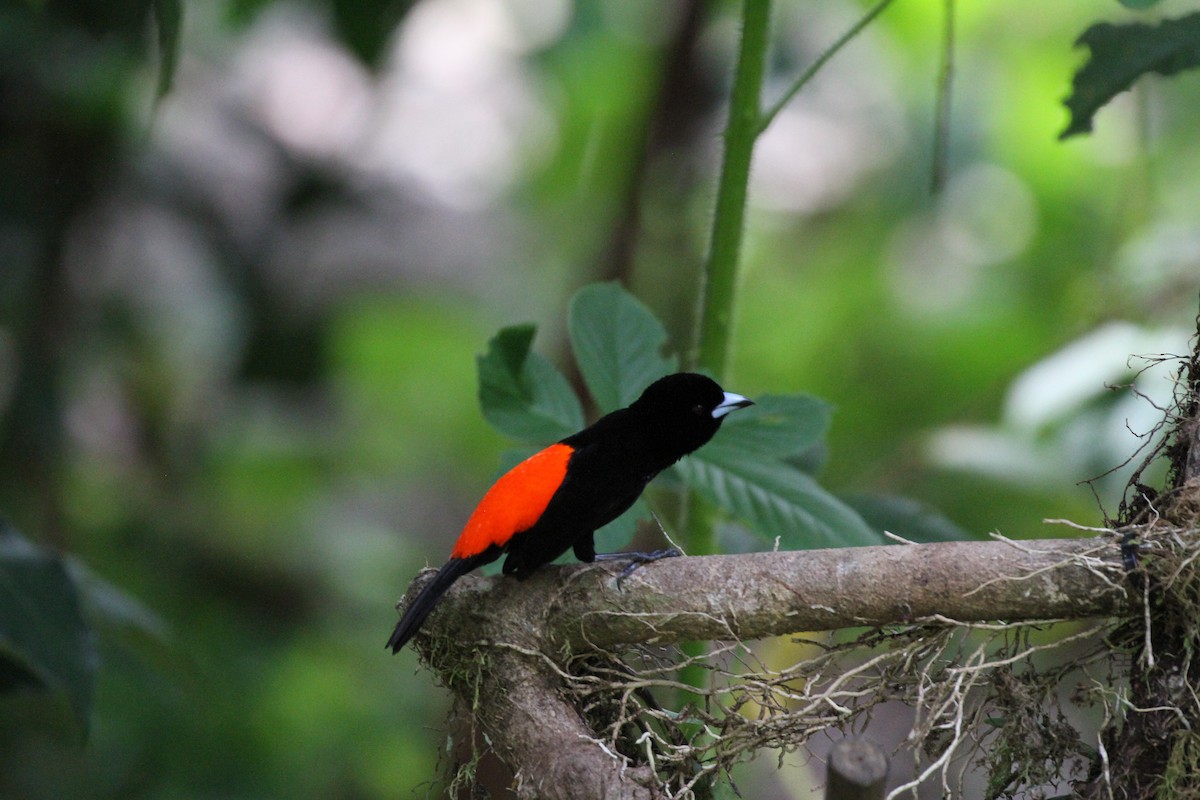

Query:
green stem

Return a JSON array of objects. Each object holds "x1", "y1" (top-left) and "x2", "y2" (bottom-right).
[
  {"x1": 678, "y1": 0, "x2": 897, "y2": 727},
  {"x1": 688, "y1": 0, "x2": 771, "y2": 567},
  {"x1": 679, "y1": 0, "x2": 774, "y2": 719},
  {"x1": 694, "y1": 0, "x2": 771, "y2": 383},
  {"x1": 931, "y1": 0, "x2": 956, "y2": 193},
  {"x1": 758, "y1": 0, "x2": 898, "y2": 136}
]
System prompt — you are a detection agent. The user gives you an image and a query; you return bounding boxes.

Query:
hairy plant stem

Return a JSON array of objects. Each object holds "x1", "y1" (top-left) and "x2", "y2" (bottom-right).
[
  {"x1": 686, "y1": 0, "x2": 897, "y2": 557},
  {"x1": 758, "y1": 0, "x2": 898, "y2": 135},
  {"x1": 694, "y1": 0, "x2": 769, "y2": 383},
  {"x1": 681, "y1": 0, "x2": 773, "y2": 717},
  {"x1": 682, "y1": 0, "x2": 898, "y2": 702},
  {"x1": 687, "y1": 0, "x2": 770, "y2": 567}
]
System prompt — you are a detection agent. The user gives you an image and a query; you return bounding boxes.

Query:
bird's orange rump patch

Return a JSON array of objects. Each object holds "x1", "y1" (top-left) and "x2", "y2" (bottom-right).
[{"x1": 450, "y1": 443, "x2": 574, "y2": 559}]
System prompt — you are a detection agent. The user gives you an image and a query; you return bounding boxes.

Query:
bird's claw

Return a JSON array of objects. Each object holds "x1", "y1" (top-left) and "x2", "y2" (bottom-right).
[{"x1": 593, "y1": 548, "x2": 681, "y2": 587}]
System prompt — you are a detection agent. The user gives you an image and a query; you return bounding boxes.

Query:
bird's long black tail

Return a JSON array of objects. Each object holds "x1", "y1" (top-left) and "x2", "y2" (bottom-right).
[{"x1": 387, "y1": 556, "x2": 481, "y2": 653}]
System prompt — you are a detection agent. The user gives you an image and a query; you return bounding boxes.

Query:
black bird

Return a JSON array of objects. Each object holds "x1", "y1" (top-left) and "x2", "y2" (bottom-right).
[{"x1": 387, "y1": 372, "x2": 753, "y2": 652}]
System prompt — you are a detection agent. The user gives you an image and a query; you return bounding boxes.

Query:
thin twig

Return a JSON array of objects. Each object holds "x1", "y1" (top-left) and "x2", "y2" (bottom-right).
[
  {"x1": 930, "y1": 0, "x2": 956, "y2": 193},
  {"x1": 758, "y1": 0, "x2": 899, "y2": 135}
]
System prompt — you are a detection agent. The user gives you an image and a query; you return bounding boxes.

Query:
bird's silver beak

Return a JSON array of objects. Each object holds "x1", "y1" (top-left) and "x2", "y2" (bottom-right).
[{"x1": 712, "y1": 391, "x2": 754, "y2": 419}]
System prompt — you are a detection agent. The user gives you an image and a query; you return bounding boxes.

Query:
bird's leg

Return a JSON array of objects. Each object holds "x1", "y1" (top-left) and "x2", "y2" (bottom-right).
[
  {"x1": 574, "y1": 534, "x2": 679, "y2": 583},
  {"x1": 573, "y1": 534, "x2": 596, "y2": 563},
  {"x1": 593, "y1": 548, "x2": 681, "y2": 585}
]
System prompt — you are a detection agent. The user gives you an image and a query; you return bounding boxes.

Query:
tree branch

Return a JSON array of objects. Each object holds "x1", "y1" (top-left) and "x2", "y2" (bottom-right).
[
  {"x1": 443, "y1": 638, "x2": 657, "y2": 800},
  {"x1": 417, "y1": 536, "x2": 1129, "y2": 652},
  {"x1": 401, "y1": 535, "x2": 1131, "y2": 799}
]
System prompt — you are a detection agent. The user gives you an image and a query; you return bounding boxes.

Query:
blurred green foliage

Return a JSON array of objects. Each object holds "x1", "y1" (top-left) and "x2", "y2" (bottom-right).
[
  {"x1": 0, "y1": 524, "x2": 96, "y2": 730},
  {"x1": 1, "y1": 0, "x2": 1198, "y2": 797}
]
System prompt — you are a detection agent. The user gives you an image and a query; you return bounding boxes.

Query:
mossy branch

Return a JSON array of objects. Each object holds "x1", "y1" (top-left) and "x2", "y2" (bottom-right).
[{"x1": 413, "y1": 536, "x2": 1129, "y2": 653}]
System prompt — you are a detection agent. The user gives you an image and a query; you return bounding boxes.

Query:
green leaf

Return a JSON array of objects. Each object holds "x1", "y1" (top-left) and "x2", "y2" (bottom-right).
[
  {"x1": 0, "y1": 524, "x2": 97, "y2": 730},
  {"x1": 495, "y1": 445, "x2": 542, "y2": 476},
  {"x1": 841, "y1": 493, "x2": 969, "y2": 543},
  {"x1": 1061, "y1": 13, "x2": 1200, "y2": 139},
  {"x1": 67, "y1": 559, "x2": 186, "y2": 690},
  {"x1": 788, "y1": 441, "x2": 829, "y2": 477},
  {"x1": 718, "y1": 394, "x2": 831, "y2": 459},
  {"x1": 152, "y1": 0, "x2": 183, "y2": 100},
  {"x1": 1118, "y1": 0, "x2": 1165, "y2": 9},
  {"x1": 593, "y1": 498, "x2": 653, "y2": 554},
  {"x1": 675, "y1": 449, "x2": 878, "y2": 549},
  {"x1": 568, "y1": 283, "x2": 677, "y2": 412},
  {"x1": 477, "y1": 324, "x2": 584, "y2": 443},
  {"x1": 67, "y1": 559, "x2": 170, "y2": 642}
]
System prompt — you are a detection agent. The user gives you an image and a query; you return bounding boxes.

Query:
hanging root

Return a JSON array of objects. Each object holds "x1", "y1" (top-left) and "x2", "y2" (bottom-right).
[{"x1": 536, "y1": 520, "x2": 1194, "y2": 799}]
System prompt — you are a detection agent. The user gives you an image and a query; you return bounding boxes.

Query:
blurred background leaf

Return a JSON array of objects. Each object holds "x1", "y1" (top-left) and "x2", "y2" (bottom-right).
[
  {"x1": 0, "y1": 523, "x2": 97, "y2": 730},
  {"x1": 1061, "y1": 12, "x2": 1200, "y2": 138}
]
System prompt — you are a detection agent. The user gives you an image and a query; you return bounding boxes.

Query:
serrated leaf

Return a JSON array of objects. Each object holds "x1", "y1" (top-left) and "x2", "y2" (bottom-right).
[
  {"x1": 788, "y1": 440, "x2": 829, "y2": 477},
  {"x1": 0, "y1": 524, "x2": 97, "y2": 730},
  {"x1": 718, "y1": 394, "x2": 831, "y2": 459},
  {"x1": 152, "y1": 0, "x2": 183, "y2": 100},
  {"x1": 568, "y1": 283, "x2": 677, "y2": 413},
  {"x1": 841, "y1": 493, "x2": 969, "y2": 543},
  {"x1": 1061, "y1": 13, "x2": 1200, "y2": 139},
  {"x1": 477, "y1": 325, "x2": 585, "y2": 443},
  {"x1": 675, "y1": 450, "x2": 878, "y2": 549}
]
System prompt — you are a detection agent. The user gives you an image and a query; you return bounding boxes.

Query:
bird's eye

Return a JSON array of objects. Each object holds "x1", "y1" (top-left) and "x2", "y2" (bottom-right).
[{"x1": 692, "y1": 404, "x2": 706, "y2": 416}]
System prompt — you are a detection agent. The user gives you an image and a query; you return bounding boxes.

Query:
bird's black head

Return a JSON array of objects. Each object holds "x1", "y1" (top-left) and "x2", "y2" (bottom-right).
[{"x1": 629, "y1": 372, "x2": 754, "y2": 465}]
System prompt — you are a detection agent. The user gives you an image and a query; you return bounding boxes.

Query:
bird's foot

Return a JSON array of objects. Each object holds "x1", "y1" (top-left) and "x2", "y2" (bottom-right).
[{"x1": 594, "y1": 548, "x2": 681, "y2": 586}]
